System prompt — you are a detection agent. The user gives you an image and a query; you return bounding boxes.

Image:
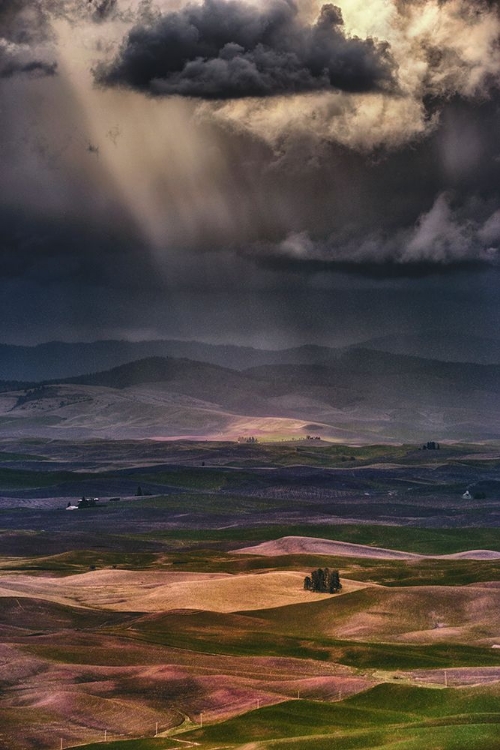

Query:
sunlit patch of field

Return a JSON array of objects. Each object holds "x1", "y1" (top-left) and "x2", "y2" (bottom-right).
[
  {"x1": 0, "y1": 569, "x2": 370, "y2": 612},
  {"x1": 159, "y1": 416, "x2": 322, "y2": 443}
]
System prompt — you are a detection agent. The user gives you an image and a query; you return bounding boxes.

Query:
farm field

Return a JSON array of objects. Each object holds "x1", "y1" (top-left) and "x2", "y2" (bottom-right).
[{"x1": 0, "y1": 439, "x2": 499, "y2": 749}]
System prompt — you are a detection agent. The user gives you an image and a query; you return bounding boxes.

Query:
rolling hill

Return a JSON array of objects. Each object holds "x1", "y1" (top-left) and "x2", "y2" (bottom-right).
[{"x1": 0, "y1": 349, "x2": 499, "y2": 442}]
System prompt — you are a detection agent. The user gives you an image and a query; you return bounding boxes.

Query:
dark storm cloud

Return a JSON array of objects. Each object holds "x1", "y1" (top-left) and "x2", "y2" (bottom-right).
[
  {"x1": 0, "y1": 56, "x2": 57, "y2": 78},
  {"x1": 96, "y1": 0, "x2": 396, "y2": 98}
]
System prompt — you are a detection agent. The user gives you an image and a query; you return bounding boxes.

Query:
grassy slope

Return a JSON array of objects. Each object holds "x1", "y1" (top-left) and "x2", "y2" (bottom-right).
[
  {"x1": 105, "y1": 596, "x2": 500, "y2": 669},
  {"x1": 73, "y1": 685, "x2": 500, "y2": 750},
  {"x1": 179, "y1": 685, "x2": 500, "y2": 749}
]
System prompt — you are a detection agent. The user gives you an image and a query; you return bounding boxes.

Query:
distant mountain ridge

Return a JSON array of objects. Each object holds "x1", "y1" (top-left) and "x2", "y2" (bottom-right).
[
  {"x1": 0, "y1": 339, "x2": 267, "y2": 381},
  {"x1": 62, "y1": 349, "x2": 500, "y2": 394},
  {"x1": 64, "y1": 356, "x2": 240, "y2": 389},
  {"x1": 1, "y1": 330, "x2": 499, "y2": 382},
  {"x1": 0, "y1": 339, "x2": 346, "y2": 381},
  {"x1": 358, "y1": 331, "x2": 500, "y2": 365}
]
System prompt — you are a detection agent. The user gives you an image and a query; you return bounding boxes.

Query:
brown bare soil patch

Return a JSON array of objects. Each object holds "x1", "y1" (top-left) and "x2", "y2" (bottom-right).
[
  {"x1": 237, "y1": 536, "x2": 424, "y2": 559},
  {"x1": 442, "y1": 550, "x2": 500, "y2": 560},
  {"x1": 237, "y1": 535, "x2": 500, "y2": 560}
]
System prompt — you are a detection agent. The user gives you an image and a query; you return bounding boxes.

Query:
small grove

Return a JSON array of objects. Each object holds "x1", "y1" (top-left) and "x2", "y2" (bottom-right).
[{"x1": 304, "y1": 567, "x2": 342, "y2": 593}]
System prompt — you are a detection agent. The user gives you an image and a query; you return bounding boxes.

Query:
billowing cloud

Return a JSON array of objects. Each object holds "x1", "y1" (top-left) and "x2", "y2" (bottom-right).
[
  {"x1": 249, "y1": 193, "x2": 500, "y2": 273},
  {"x1": 197, "y1": 0, "x2": 500, "y2": 151},
  {"x1": 96, "y1": 0, "x2": 397, "y2": 98}
]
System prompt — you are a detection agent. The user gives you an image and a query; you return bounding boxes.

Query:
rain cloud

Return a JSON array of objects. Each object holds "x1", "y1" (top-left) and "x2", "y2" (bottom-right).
[{"x1": 96, "y1": 0, "x2": 397, "y2": 98}]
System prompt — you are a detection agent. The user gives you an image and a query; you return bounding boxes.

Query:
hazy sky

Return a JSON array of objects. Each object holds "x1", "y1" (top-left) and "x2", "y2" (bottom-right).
[{"x1": 1, "y1": 0, "x2": 500, "y2": 346}]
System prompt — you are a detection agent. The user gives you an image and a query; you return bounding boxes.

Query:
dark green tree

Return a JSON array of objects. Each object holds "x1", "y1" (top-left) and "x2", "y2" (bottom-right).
[{"x1": 305, "y1": 568, "x2": 342, "y2": 593}]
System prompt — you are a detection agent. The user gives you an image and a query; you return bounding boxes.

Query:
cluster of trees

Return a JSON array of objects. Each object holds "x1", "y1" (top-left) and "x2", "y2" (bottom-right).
[
  {"x1": 422, "y1": 441, "x2": 440, "y2": 450},
  {"x1": 304, "y1": 568, "x2": 342, "y2": 593}
]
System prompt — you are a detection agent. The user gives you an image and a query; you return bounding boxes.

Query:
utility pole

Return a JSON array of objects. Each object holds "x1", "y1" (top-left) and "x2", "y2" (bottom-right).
[
  {"x1": 155, "y1": 722, "x2": 158, "y2": 736},
  {"x1": 200, "y1": 712, "x2": 203, "y2": 728},
  {"x1": 104, "y1": 729, "x2": 107, "y2": 742},
  {"x1": 60, "y1": 739, "x2": 63, "y2": 750},
  {"x1": 444, "y1": 670, "x2": 448, "y2": 688}
]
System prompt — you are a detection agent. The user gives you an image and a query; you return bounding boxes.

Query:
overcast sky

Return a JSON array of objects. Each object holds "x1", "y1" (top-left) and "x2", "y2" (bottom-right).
[{"x1": 1, "y1": 0, "x2": 499, "y2": 347}]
